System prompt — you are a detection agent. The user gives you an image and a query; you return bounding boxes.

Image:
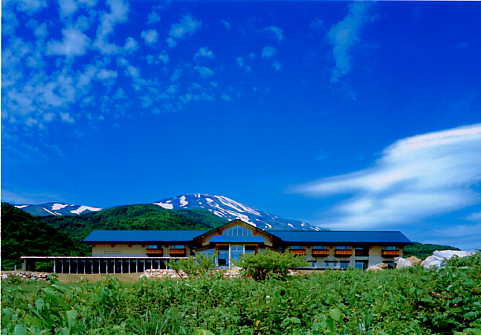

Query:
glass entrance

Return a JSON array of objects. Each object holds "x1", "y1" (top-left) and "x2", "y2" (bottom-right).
[
  {"x1": 230, "y1": 245, "x2": 244, "y2": 265},
  {"x1": 215, "y1": 244, "x2": 259, "y2": 268}
]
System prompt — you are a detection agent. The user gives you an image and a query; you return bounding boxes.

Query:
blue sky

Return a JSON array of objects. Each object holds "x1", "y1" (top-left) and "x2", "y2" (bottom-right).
[{"x1": 2, "y1": 0, "x2": 481, "y2": 249}]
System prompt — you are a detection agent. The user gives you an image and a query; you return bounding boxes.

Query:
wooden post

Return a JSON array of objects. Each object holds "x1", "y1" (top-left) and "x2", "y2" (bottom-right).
[
  {"x1": 136, "y1": 259, "x2": 138, "y2": 273},
  {"x1": 113, "y1": 259, "x2": 116, "y2": 274},
  {"x1": 53, "y1": 260, "x2": 56, "y2": 273},
  {"x1": 120, "y1": 259, "x2": 123, "y2": 273},
  {"x1": 22, "y1": 259, "x2": 27, "y2": 271},
  {"x1": 68, "y1": 259, "x2": 71, "y2": 274},
  {"x1": 128, "y1": 259, "x2": 131, "y2": 273},
  {"x1": 61, "y1": 259, "x2": 64, "y2": 273}
]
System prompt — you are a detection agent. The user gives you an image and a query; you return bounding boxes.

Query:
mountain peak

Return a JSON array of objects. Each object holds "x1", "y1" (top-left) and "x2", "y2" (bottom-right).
[{"x1": 153, "y1": 193, "x2": 323, "y2": 231}]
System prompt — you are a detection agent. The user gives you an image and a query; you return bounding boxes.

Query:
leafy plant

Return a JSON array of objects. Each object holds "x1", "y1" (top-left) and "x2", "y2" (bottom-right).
[
  {"x1": 237, "y1": 249, "x2": 308, "y2": 280},
  {"x1": 169, "y1": 253, "x2": 217, "y2": 278}
]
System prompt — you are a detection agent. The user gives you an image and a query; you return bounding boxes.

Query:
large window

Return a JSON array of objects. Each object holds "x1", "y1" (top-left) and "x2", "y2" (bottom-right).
[
  {"x1": 355, "y1": 247, "x2": 369, "y2": 256},
  {"x1": 325, "y1": 261, "x2": 337, "y2": 269},
  {"x1": 223, "y1": 225, "x2": 253, "y2": 237}
]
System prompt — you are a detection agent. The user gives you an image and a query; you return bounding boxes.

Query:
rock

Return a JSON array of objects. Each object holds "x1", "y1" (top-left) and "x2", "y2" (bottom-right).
[
  {"x1": 406, "y1": 256, "x2": 422, "y2": 265},
  {"x1": 1, "y1": 271, "x2": 51, "y2": 281},
  {"x1": 367, "y1": 263, "x2": 389, "y2": 271},
  {"x1": 394, "y1": 257, "x2": 414, "y2": 268},
  {"x1": 421, "y1": 250, "x2": 476, "y2": 269}
]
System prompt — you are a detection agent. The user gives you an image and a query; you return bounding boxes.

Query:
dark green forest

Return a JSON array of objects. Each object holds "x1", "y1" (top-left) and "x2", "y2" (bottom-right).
[
  {"x1": 1, "y1": 203, "x2": 83, "y2": 269},
  {"x1": 404, "y1": 242, "x2": 460, "y2": 258}
]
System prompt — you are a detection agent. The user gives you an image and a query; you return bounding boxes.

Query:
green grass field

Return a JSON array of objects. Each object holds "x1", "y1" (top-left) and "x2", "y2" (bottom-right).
[{"x1": 2, "y1": 253, "x2": 481, "y2": 335}]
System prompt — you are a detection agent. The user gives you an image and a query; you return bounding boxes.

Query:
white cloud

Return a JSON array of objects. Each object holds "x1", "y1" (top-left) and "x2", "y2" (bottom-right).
[
  {"x1": 327, "y1": 2, "x2": 373, "y2": 83},
  {"x1": 15, "y1": 0, "x2": 47, "y2": 14},
  {"x1": 261, "y1": 46, "x2": 276, "y2": 59},
  {"x1": 59, "y1": 0, "x2": 78, "y2": 17},
  {"x1": 310, "y1": 18, "x2": 324, "y2": 31},
  {"x1": 195, "y1": 66, "x2": 215, "y2": 78},
  {"x1": 141, "y1": 29, "x2": 158, "y2": 45},
  {"x1": 148, "y1": 11, "x2": 161, "y2": 24},
  {"x1": 221, "y1": 19, "x2": 231, "y2": 30},
  {"x1": 47, "y1": 28, "x2": 90, "y2": 56},
  {"x1": 194, "y1": 47, "x2": 214, "y2": 61},
  {"x1": 124, "y1": 37, "x2": 138, "y2": 52},
  {"x1": 264, "y1": 26, "x2": 284, "y2": 42},
  {"x1": 295, "y1": 124, "x2": 481, "y2": 229},
  {"x1": 94, "y1": 0, "x2": 129, "y2": 54},
  {"x1": 97, "y1": 69, "x2": 117, "y2": 80},
  {"x1": 167, "y1": 15, "x2": 201, "y2": 47},
  {"x1": 159, "y1": 52, "x2": 169, "y2": 64},
  {"x1": 467, "y1": 211, "x2": 481, "y2": 221}
]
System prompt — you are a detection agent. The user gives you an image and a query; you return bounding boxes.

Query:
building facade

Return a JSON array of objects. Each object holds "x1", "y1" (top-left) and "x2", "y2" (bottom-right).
[{"x1": 84, "y1": 219, "x2": 412, "y2": 270}]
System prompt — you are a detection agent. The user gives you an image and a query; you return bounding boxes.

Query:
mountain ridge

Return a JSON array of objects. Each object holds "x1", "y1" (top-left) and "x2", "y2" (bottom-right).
[{"x1": 15, "y1": 193, "x2": 323, "y2": 231}]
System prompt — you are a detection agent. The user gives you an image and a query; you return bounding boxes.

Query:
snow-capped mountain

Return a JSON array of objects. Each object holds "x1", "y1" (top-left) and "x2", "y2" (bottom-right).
[
  {"x1": 14, "y1": 203, "x2": 102, "y2": 217},
  {"x1": 153, "y1": 193, "x2": 323, "y2": 231}
]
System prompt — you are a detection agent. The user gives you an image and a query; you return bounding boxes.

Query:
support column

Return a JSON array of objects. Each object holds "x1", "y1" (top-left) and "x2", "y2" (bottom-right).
[
  {"x1": 128, "y1": 259, "x2": 131, "y2": 273},
  {"x1": 22, "y1": 259, "x2": 27, "y2": 271},
  {"x1": 113, "y1": 259, "x2": 116, "y2": 274},
  {"x1": 68, "y1": 259, "x2": 71, "y2": 274},
  {"x1": 120, "y1": 259, "x2": 123, "y2": 273},
  {"x1": 136, "y1": 259, "x2": 138, "y2": 273},
  {"x1": 53, "y1": 260, "x2": 56, "y2": 273},
  {"x1": 61, "y1": 259, "x2": 64, "y2": 273}
]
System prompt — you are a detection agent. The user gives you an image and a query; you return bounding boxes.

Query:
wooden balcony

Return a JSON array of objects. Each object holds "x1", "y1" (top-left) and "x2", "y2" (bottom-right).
[
  {"x1": 289, "y1": 249, "x2": 306, "y2": 256},
  {"x1": 169, "y1": 248, "x2": 187, "y2": 256},
  {"x1": 382, "y1": 250, "x2": 400, "y2": 257},
  {"x1": 335, "y1": 249, "x2": 353, "y2": 257},
  {"x1": 146, "y1": 249, "x2": 163, "y2": 255},
  {"x1": 312, "y1": 249, "x2": 329, "y2": 257}
]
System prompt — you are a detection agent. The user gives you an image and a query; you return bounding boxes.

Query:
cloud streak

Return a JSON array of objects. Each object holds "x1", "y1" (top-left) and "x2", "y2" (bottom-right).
[
  {"x1": 294, "y1": 124, "x2": 481, "y2": 229},
  {"x1": 327, "y1": 2, "x2": 373, "y2": 83}
]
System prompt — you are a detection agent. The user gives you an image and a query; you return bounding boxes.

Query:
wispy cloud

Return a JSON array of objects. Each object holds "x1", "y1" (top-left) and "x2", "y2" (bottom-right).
[
  {"x1": 141, "y1": 29, "x2": 158, "y2": 45},
  {"x1": 93, "y1": 0, "x2": 129, "y2": 54},
  {"x1": 194, "y1": 47, "x2": 215, "y2": 61},
  {"x1": 47, "y1": 28, "x2": 90, "y2": 56},
  {"x1": 264, "y1": 26, "x2": 284, "y2": 42},
  {"x1": 327, "y1": 2, "x2": 373, "y2": 83},
  {"x1": 294, "y1": 124, "x2": 481, "y2": 229},
  {"x1": 166, "y1": 15, "x2": 202, "y2": 48},
  {"x1": 261, "y1": 46, "x2": 276, "y2": 59}
]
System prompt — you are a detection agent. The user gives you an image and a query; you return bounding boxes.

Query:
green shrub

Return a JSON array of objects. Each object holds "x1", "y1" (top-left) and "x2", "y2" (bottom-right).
[
  {"x1": 169, "y1": 253, "x2": 216, "y2": 278},
  {"x1": 237, "y1": 249, "x2": 308, "y2": 280}
]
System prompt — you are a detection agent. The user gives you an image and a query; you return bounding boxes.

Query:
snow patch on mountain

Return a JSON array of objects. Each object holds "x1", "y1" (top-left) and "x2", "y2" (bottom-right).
[
  {"x1": 70, "y1": 206, "x2": 102, "y2": 215},
  {"x1": 14, "y1": 203, "x2": 103, "y2": 216},
  {"x1": 153, "y1": 193, "x2": 323, "y2": 231}
]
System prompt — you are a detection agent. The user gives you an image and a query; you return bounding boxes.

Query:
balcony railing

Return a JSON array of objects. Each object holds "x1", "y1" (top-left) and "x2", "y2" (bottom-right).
[
  {"x1": 335, "y1": 249, "x2": 353, "y2": 257},
  {"x1": 312, "y1": 249, "x2": 329, "y2": 257},
  {"x1": 382, "y1": 250, "x2": 400, "y2": 257},
  {"x1": 289, "y1": 249, "x2": 306, "y2": 256},
  {"x1": 169, "y1": 248, "x2": 187, "y2": 256}
]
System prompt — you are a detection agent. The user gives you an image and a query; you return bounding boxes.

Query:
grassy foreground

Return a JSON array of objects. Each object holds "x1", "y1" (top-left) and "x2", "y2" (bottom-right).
[{"x1": 2, "y1": 253, "x2": 481, "y2": 335}]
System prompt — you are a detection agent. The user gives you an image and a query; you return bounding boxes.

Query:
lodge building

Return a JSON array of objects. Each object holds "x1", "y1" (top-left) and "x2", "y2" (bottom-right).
[{"x1": 21, "y1": 220, "x2": 412, "y2": 273}]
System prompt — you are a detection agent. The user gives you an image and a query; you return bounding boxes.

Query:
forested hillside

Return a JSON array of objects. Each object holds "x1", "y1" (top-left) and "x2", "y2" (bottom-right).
[
  {"x1": 40, "y1": 204, "x2": 227, "y2": 242},
  {"x1": 1, "y1": 203, "x2": 83, "y2": 270},
  {"x1": 404, "y1": 242, "x2": 460, "y2": 258}
]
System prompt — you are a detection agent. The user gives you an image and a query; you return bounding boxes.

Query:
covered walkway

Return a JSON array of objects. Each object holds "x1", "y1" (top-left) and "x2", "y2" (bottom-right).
[{"x1": 20, "y1": 256, "x2": 188, "y2": 274}]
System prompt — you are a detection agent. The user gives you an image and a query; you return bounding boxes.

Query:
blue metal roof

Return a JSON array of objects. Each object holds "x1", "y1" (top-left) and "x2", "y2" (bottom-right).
[
  {"x1": 209, "y1": 236, "x2": 265, "y2": 243},
  {"x1": 84, "y1": 228, "x2": 411, "y2": 244},
  {"x1": 84, "y1": 230, "x2": 207, "y2": 243},
  {"x1": 270, "y1": 231, "x2": 412, "y2": 244}
]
